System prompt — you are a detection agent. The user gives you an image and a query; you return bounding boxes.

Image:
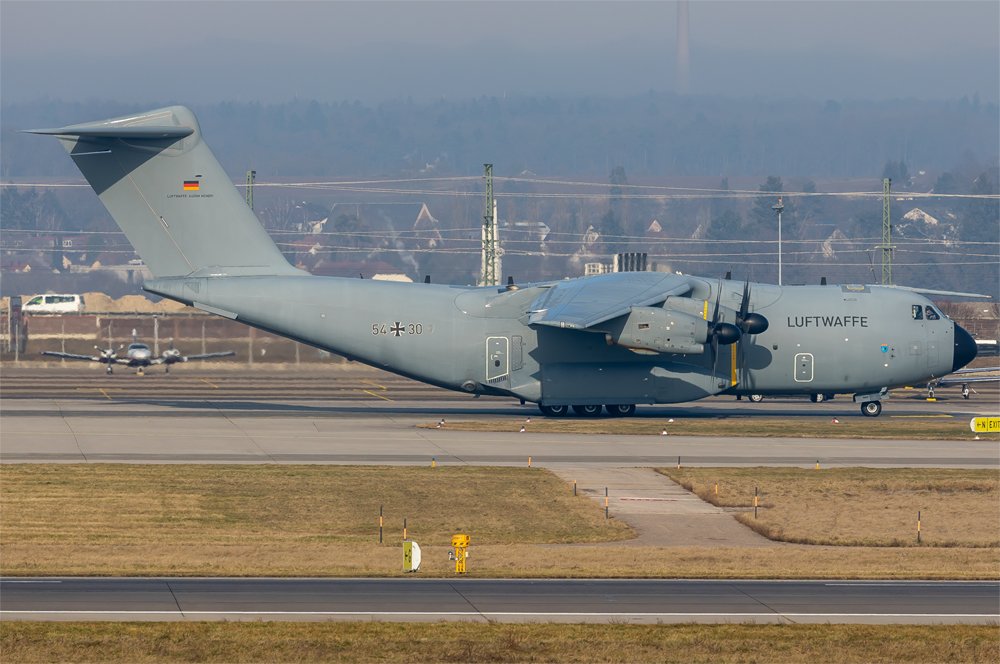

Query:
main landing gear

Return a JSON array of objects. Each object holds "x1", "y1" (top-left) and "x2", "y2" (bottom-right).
[
  {"x1": 538, "y1": 404, "x2": 636, "y2": 418},
  {"x1": 860, "y1": 401, "x2": 882, "y2": 417},
  {"x1": 855, "y1": 388, "x2": 887, "y2": 417}
]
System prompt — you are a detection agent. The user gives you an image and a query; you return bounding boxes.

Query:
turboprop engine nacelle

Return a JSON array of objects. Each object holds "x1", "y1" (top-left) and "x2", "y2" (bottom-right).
[{"x1": 604, "y1": 306, "x2": 708, "y2": 355}]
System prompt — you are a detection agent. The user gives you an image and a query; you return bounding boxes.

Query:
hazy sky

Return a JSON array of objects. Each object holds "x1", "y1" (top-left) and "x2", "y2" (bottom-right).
[{"x1": 2, "y1": 1, "x2": 997, "y2": 103}]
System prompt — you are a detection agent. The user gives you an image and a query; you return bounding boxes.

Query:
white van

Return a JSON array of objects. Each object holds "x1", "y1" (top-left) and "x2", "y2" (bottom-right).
[{"x1": 23, "y1": 294, "x2": 85, "y2": 314}]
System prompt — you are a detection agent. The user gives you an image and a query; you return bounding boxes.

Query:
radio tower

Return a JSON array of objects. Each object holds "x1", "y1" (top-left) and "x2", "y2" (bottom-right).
[
  {"x1": 880, "y1": 178, "x2": 894, "y2": 285},
  {"x1": 245, "y1": 170, "x2": 256, "y2": 211},
  {"x1": 676, "y1": 0, "x2": 690, "y2": 94},
  {"x1": 480, "y1": 164, "x2": 501, "y2": 287}
]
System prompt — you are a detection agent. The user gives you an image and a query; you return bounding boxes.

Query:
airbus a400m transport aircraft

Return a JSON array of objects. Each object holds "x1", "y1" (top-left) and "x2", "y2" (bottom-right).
[{"x1": 30, "y1": 106, "x2": 979, "y2": 417}]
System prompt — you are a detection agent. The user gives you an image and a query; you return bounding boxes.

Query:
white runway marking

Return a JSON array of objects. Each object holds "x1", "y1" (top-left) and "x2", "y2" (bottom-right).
[{"x1": 3, "y1": 610, "x2": 997, "y2": 618}]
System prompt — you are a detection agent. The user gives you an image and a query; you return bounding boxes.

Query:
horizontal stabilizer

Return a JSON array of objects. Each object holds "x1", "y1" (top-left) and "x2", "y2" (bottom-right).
[{"x1": 25, "y1": 126, "x2": 193, "y2": 140}]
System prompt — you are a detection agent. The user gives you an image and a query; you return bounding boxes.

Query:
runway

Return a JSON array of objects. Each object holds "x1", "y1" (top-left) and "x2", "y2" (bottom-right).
[
  {"x1": 2, "y1": 578, "x2": 997, "y2": 625},
  {"x1": 2, "y1": 397, "x2": 997, "y2": 466},
  {"x1": 2, "y1": 368, "x2": 997, "y2": 467}
]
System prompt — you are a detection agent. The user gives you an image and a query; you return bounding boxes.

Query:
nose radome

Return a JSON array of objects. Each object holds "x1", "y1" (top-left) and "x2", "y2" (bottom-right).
[{"x1": 952, "y1": 323, "x2": 977, "y2": 372}]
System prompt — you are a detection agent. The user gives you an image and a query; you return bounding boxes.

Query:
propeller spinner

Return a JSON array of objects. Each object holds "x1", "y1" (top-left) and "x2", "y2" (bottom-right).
[{"x1": 735, "y1": 280, "x2": 769, "y2": 335}]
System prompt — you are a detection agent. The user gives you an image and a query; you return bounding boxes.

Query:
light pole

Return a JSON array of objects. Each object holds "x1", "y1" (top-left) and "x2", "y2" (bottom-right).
[{"x1": 772, "y1": 196, "x2": 784, "y2": 285}]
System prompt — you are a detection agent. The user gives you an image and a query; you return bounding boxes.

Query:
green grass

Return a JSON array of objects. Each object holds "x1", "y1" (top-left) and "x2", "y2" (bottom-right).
[{"x1": 2, "y1": 622, "x2": 998, "y2": 663}]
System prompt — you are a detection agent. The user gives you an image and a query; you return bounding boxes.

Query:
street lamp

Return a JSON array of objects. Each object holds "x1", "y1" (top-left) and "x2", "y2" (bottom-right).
[{"x1": 772, "y1": 196, "x2": 784, "y2": 286}]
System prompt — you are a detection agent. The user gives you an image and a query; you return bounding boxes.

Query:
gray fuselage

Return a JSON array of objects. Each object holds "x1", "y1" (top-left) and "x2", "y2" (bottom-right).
[{"x1": 146, "y1": 274, "x2": 962, "y2": 407}]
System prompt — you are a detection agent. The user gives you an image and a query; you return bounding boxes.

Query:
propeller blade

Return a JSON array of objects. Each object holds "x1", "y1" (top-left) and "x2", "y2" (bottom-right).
[
  {"x1": 711, "y1": 334, "x2": 720, "y2": 378},
  {"x1": 711, "y1": 280, "x2": 722, "y2": 327},
  {"x1": 738, "y1": 280, "x2": 750, "y2": 323}
]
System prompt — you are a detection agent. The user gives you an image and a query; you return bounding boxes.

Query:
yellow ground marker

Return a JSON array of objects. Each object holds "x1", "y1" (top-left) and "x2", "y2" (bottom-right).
[
  {"x1": 199, "y1": 378, "x2": 219, "y2": 389},
  {"x1": 99, "y1": 388, "x2": 112, "y2": 401},
  {"x1": 362, "y1": 389, "x2": 393, "y2": 402},
  {"x1": 360, "y1": 379, "x2": 392, "y2": 401}
]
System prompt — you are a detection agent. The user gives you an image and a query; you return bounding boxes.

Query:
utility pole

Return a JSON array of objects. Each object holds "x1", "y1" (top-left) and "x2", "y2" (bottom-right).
[
  {"x1": 772, "y1": 196, "x2": 784, "y2": 286},
  {"x1": 880, "y1": 178, "x2": 894, "y2": 285},
  {"x1": 245, "y1": 170, "x2": 256, "y2": 211},
  {"x1": 480, "y1": 164, "x2": 500, "y2": 287}
]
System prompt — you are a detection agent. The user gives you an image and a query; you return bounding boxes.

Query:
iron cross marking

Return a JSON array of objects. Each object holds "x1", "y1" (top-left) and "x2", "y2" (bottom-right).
[{"x1": 390, "y1": 322, "x2": 405, "y2": 337}]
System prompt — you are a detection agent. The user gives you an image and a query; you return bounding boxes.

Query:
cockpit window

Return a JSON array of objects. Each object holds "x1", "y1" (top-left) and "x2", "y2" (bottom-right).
[
  {"x1": 911, "y1": 304, "x2": 923, "y2": 320},
  {"x1": 925, "y1": 306, "x2": 940, "y2": 320},
  {"x1": 128, "y1": 343, "x2": 149, "y2": 351}
]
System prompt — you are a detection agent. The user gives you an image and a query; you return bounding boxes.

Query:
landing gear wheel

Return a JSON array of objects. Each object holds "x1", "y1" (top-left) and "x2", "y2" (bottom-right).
[
  {"x1": 748, "y1": 394, "x2": 764, "y2": 403},
  {"x1": 106, "y1": 366, "x2": 113, "y2": 375},
  {"x1": 539, "y1": 404, "x2": 570, "y2": 417},
  {"x1": 605, "y1": 404, "x2": 636, "y2": 417},
  {"x1": 572, "y1": 404, "x2": 603, "y2": 417},
  {"x1": 810, "y1": 393, "x2": 825, "y2": 403},
  {"x1": 861, "y1": 400, "x2": 882, "y2": 417}
]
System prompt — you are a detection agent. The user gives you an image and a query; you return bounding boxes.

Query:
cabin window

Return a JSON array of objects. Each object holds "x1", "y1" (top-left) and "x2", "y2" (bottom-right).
[
  {"x1": 925, "y1": 306, "x2": 940, "y2": 320},
  {"x1": 911, "y1": 305, "x2": 923, "y2": 320}
]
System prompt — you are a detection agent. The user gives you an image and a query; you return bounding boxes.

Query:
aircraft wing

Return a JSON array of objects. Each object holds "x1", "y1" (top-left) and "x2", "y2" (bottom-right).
[
  {"x1": 40, "y1": 351, "x2": 101, "y2": 362},
  {"x1": 933, "y1": 366, "x2": 1000, "y2": 386},
  {"x1": 937, "y1": 375, "x2": 1000, "y2": 386},
  {"x1": 880, "y1": 285, "x2": 992, "y2": 300},
  {"x1": 528, "y1": 273, "x2": 693, "y2": 329},
  {"x1": 149, "y1": 351, "x2": 235, "y2": 365},
  {"x1": 180, "y1": 351, "x2": 236, "y2": 362}
]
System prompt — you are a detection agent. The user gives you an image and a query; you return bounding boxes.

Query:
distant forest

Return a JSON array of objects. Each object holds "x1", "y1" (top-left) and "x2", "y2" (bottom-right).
[
  {"x1": 3, "y1": 93, "x2": 998, "y2": 180},
  {"x1": 1, "y1": 95, "x2": 997, "y2": 297}
]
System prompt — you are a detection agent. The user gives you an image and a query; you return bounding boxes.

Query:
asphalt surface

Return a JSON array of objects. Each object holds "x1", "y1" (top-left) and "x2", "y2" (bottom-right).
[
  {"x1": 2, "y1": 578, "x2": 997, "y2": 625},
  {"x1": 2, "y1": 368, "x2": 997, "y2": 467},
  {"x1": 2, "y1": 367, "x2": 997, "y2": 627}
]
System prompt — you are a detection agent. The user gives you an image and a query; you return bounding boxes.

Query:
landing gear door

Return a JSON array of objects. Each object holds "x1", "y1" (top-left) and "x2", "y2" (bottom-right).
[{"x1": 486, "y1": 336, "x2": 509, "y2": 386}]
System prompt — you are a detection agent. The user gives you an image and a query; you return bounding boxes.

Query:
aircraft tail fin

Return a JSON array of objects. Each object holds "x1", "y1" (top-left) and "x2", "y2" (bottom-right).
[{"x1": 27, "y1": 106, "x2": 302, "y2": 278}]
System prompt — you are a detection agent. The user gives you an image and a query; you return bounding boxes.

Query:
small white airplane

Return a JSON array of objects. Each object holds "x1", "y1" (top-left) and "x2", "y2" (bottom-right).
[
  {"x1": 926, "y1": 366, "x2": 1000, "y2": 399},
  {"x1": 42, "y1": 329, "x2": 234, "y2": 374}
]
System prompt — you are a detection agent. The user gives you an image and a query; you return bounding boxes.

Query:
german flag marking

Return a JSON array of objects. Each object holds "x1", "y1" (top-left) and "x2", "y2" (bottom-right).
[{"x1": 183, "y1": 180, "x2": 200, "y2": 191}]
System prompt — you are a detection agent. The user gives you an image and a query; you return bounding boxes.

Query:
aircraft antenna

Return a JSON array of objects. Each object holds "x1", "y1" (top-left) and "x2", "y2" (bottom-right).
[
  {"x1": 480, "y1": 163, "x2": 500, "y2": 287},
  {"x1": 245, "y1": 170, "x2": 256, "y2": 211},
  {"x1": 879, "y1": 177, "x2": 894, "y2": 285}
]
